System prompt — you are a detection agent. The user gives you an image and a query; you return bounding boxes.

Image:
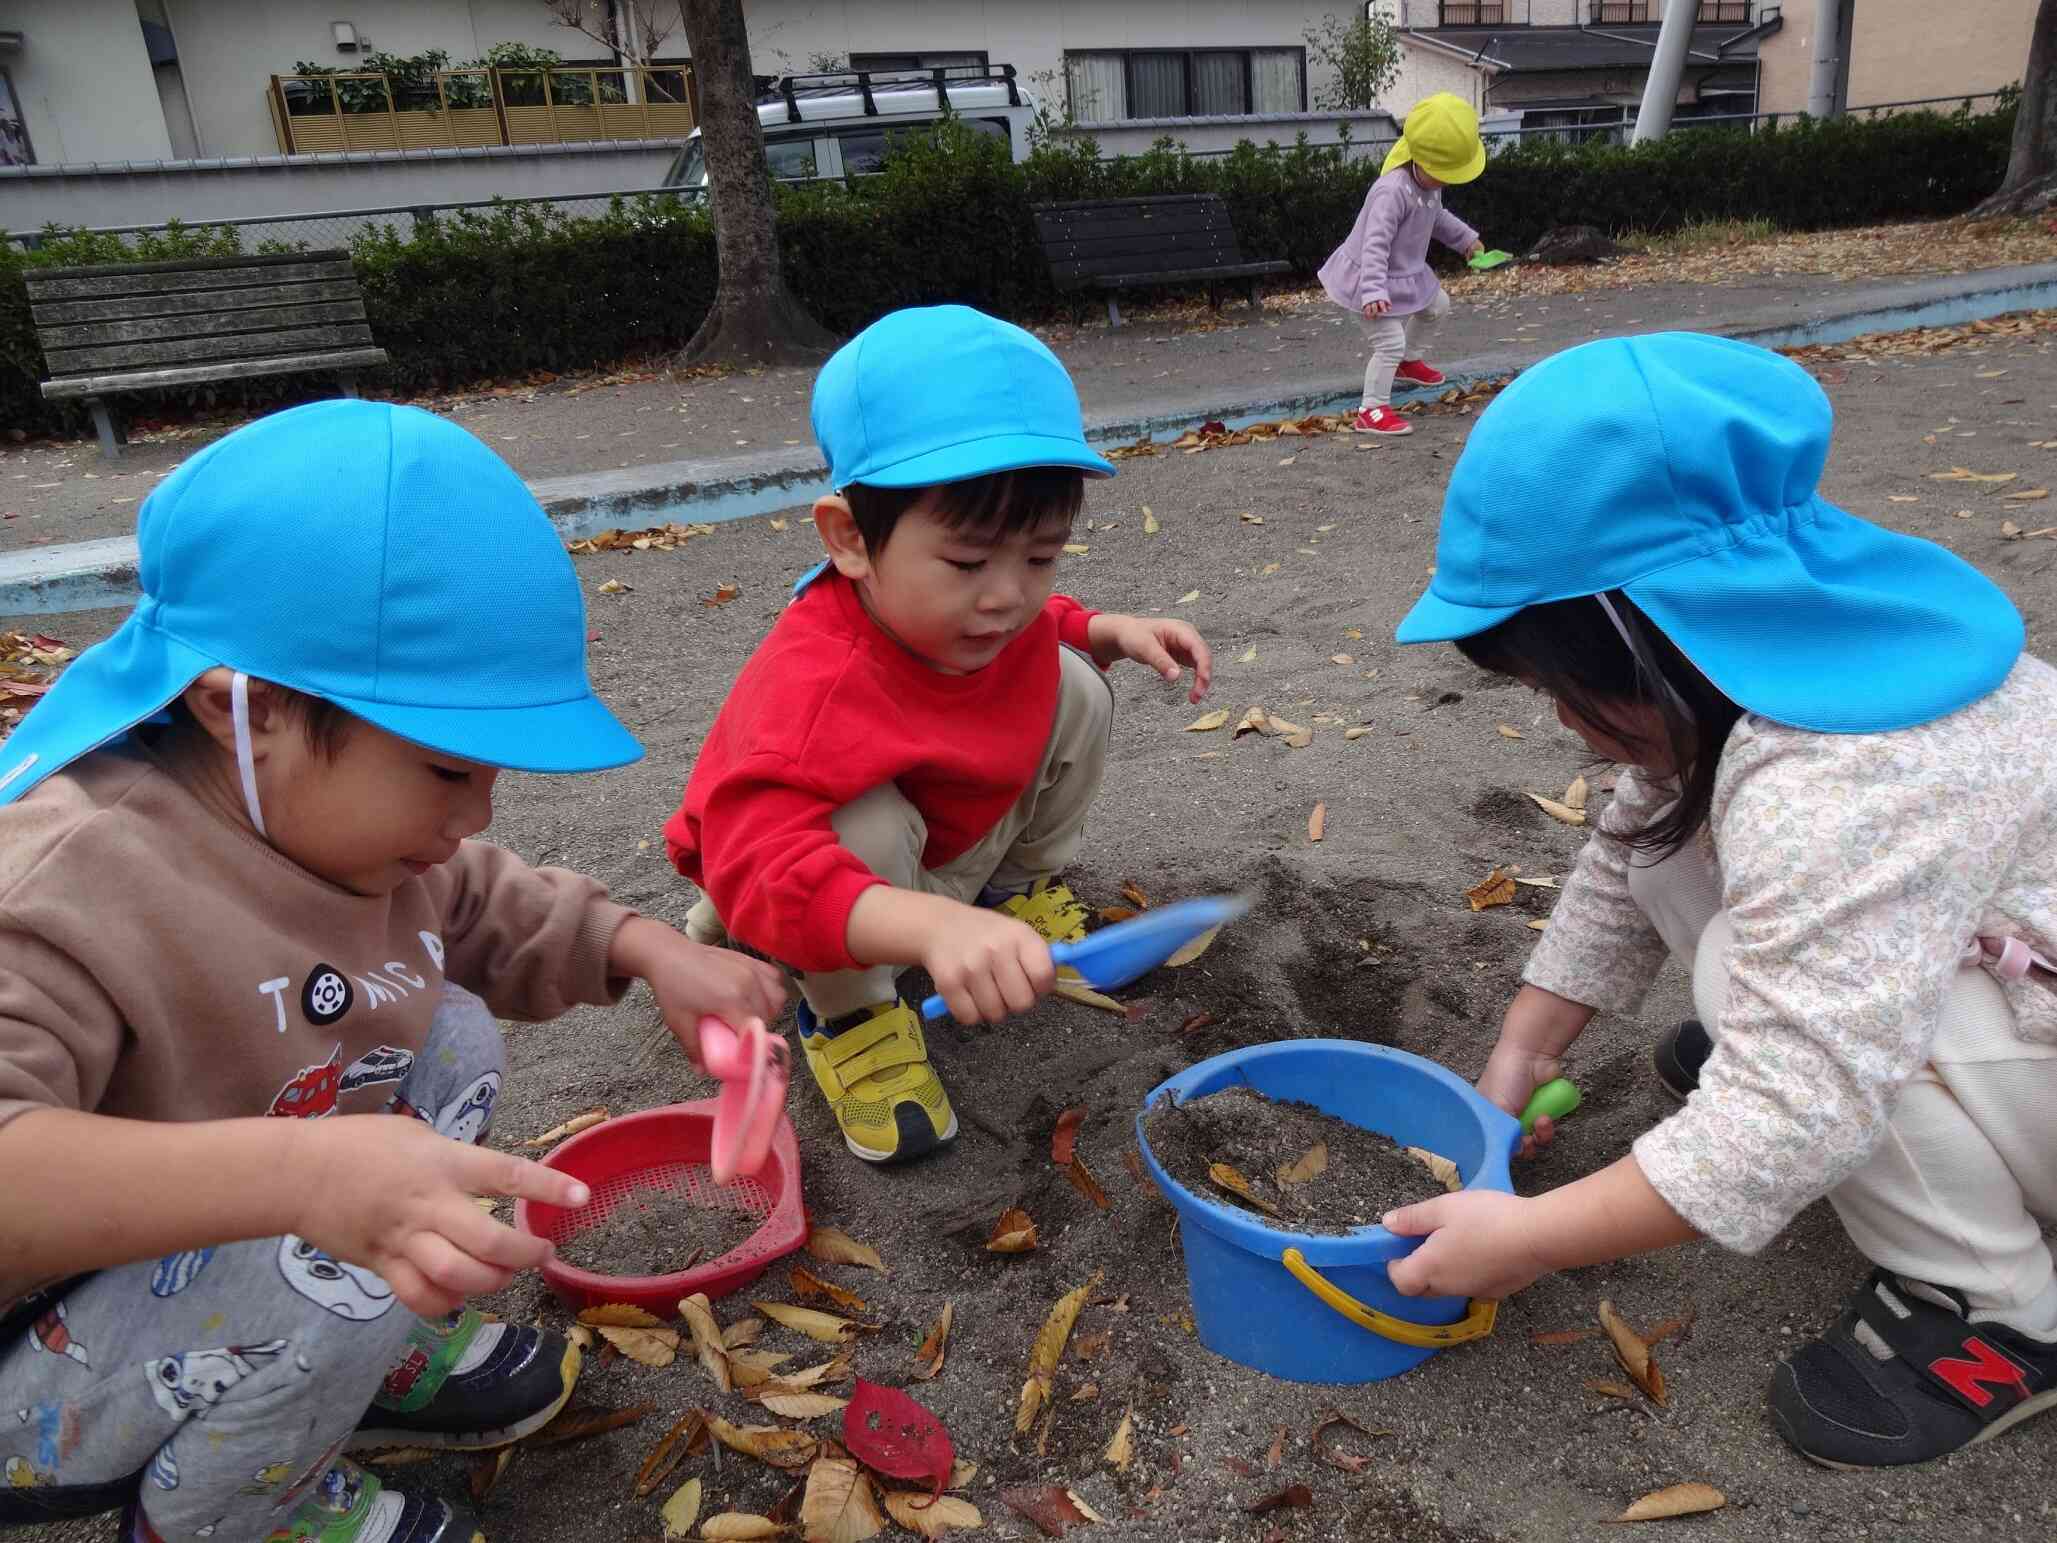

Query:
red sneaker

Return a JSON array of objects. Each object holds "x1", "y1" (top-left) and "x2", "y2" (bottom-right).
[
  {"x1": 1395, "y1": 359, "x2": 1445, "y2": 387},
  {"x1": 1352, "y1": 406, "x2": 1414, "y2": 436}
]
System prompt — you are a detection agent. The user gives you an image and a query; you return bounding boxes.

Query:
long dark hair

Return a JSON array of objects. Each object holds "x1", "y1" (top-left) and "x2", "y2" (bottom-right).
[{"x1": 1455, "y1": 592, "x2": 1744, "y2": 861}]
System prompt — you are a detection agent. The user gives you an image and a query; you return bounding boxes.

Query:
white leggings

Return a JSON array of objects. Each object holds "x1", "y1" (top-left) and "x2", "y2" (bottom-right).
[
  {"x1": 1355, "y1": 288, "x2": 1451, "y2": 407},
  {"x1": 1629, "y1": 837, "x2": 2057, "y2": 1323}
]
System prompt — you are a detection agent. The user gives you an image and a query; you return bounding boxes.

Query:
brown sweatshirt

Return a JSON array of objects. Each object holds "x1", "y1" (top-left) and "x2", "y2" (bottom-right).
[{"x1": 0, "y1": 744, "x2": 633, "y2": 1303}]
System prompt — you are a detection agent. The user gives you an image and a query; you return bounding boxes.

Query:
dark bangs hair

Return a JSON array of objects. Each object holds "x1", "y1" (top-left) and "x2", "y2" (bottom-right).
[
  {"x1": 1454, "y1": 591, "x2": 1744, "y2": 861},
  {"x1": 843, "y1": 467, "x2": 1087, "y2": 556}
]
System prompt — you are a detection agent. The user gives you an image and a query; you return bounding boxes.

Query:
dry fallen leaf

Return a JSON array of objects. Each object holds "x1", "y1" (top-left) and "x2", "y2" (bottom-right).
[
  {"x1": 882, "y1": 1491, "x2": 983, "y2": 1538},
  {"x1": 1528, "y1": 1328, "x2": 1595, "y2": 1347},
  {"x1": 360, "y1": 1447, "x2": 439, "y2": 1466},
  {"x1": 680, "y1": 1294, "x2": 734, "y2": 1394},
  {"x1": 1233, "y1": 704, "x2": 1270, "y2": 737},
  {"x1": 1142, "y1": 507, "x2": 1161, "y2": 535},
  {"x1": 1586, "y1": 1379, "x2": 1641, "y2": 1400},
  {"x1": 1599, "y1": 1300, "x2": 1667, "y2": 1406},
  {"x1": 1611, "y1": 1483, "x2": 1727, "y2": 1523},
  {"x1": 1184, "y1": 708, "x2": 1230, "y2": 732},
  {"x1": 597, "y1": 578, "x2": 629, "y2": 595},
  {"x1": 1888, "y1": 494, "x2": 1920, "y2": 502},
  {"x1": 637, "y1": 1410, "x2": 711, "y2": 1498},
  {"x1": 1465, "y1": 867, "x2": 1518, "y2": 911},
  {"x1": 2007, "y1": 487, "x2": 2051, "y2": 501},
  {"x1": 700, "y1": 1512, "x2": 785, "y2": 1540},
  {"x1": 525, "y1": 1108, "x2": 606, "y2": 1146},
  {"x1": 660, "y1": 1476, "x2": 703, "y2": 1540},
  {"x1": 1017, "y1": 1274, "x2": 1101, "y2": 1434},
  {"x1": 703, "y1": 581, "x2": 741, "y2": 607},
  {"x1": 806, "y1": 1227, "x2": 886, "y2": 1273},
  {"x1": 528, "y1": 1403, "x2": 655, "y2": 1447},
  {"x1": 1563, "y1": 773, "x2": 1589, "y2": 812},
  {"x1": 1527, "y1": 792, "x2": 1588, "y2": 826},
  {"x1": 1177, "y1": 589, "x2": 1201, "y2": 604},
  {"x1": 1053, "y1": 980, "x2": 1127, "y2": 1014},
  {"x1": 913, "y1": 1302, "x2": 953, "y2": 1381},
  {"x1": 985, "y1": 1207, "x2": 1038, "y2": 1253},
  {"x1": 1050, "y1": 1106, "x2": 1087, "y2": 1166},
  {"x1": 1405, "y1": 1146, "x2": 1462, "y2": 1193},
  {"x1": 1062, "y1": 543, "x2": 1090, "y2": 556},
  {"x1": 1001, "y1": 1486, "x2": 1095, "y2": 1537},
  {"x1": 791, "y1": 1266, "x2": 868, "y2": 1315},
  {"x1": 1267, "y1": 714, "x2": 1312, "y2": 746},
  {"x1": 1244, "y1": 1484, "x2": 1313, "y2": 1514},
  {"x1": 1067, "y1": 1155, "x2": 1111, "y2": 1210},
  {"x1": 1208, "y1": 1162, "x2": 1283, "y2": 1218},
  {"x1": 754, "y1": 1302, "x2": 874, "y2": 1344},
  {"x1": 1118, "y1": 880, "x2": 1150, "y2": 909},
  {"x1": 579, "y1": 1304, "x2": 665, "y2": 1328},
  {"x1": 1264, "y1": 1426, "x2": 1287, "y2": 1468},
  {"x1": 598, "y1": 1324, "x2": 680, "y2": 1368},
  {"x1": 706, "y1": 1415, "x2": 820, "y2": 1471},
  {"x1": 1162, "y1": 925, "x2": 1221, "y2": 968},
  {"x1": 756, "y1": 1389, "x2": 851, "y2": 1420},
  {"x1": 1277, "y1": 1142, "x2": 1328, "y2": 1186},
  {"x1": 1072, "y1": 1329, "x2": 1112, "y2": 1362},
  {"x1": 1344, "y1": 725, "x2": 1372, "y2": 741},
  {"x1": 1104, "y1": 1407, "x2": 1136, "y2": 1472},
  {"x1": 1496, "y1": 723, "x2": 1524, "y2": 739},
  {"x1": 467, "y1": 1446, "x2": 513, "y2": 1504}
]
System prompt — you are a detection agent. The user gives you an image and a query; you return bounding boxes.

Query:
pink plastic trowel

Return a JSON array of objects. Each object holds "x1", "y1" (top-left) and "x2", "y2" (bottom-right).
[{"x1": 696, "y1": 1015, "x2": 790, "y2": 1184}]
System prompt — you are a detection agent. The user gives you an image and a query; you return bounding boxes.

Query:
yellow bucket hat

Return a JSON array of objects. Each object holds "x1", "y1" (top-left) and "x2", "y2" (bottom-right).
[{"x1": 1381, "y1": 93, "x2": 1487, "y2": 185}]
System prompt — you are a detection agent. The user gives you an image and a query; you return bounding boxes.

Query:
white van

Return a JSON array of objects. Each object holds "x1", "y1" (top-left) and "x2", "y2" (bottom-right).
[{"x1": 662, "y1": 66, "x2": 1040, "y2": 191}]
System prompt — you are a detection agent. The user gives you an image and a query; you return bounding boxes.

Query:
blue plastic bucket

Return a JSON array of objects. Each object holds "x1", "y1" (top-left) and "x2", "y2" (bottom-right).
[{"x1": 1136, "y1": 1039, "x2": 1521, "y2": 1384}]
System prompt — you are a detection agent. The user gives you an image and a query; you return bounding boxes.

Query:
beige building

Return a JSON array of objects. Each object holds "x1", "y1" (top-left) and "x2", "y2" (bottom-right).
[{"x1": 1755, "y1": 0, "x2": 2035, "y2": 118}]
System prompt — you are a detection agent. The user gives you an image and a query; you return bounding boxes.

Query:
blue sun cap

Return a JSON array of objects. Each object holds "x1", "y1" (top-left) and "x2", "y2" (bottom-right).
[
  {"x1": 811, "y1": 304, "x2": 1116, "y2": 490},
  {"x1": 0, "y1": 399, "x2": 640, "y2": 805},
  {"x1": 1395, "y1": 332, "x2": 2023, "y2": 733}
]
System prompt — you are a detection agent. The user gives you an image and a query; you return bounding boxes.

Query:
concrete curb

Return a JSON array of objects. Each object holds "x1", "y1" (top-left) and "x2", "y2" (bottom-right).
[{"x1": 9, "y1": 262, "x2": 2057, "y2": 619}]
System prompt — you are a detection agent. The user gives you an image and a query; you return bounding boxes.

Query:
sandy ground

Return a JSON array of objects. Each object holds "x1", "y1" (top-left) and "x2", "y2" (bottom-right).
[{"x1": 10, "y1": 323, "x2": 2057, "y2": 1543}]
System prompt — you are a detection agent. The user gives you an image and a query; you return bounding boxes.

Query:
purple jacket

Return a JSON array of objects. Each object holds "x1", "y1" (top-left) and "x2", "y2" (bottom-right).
[{"x1": 1319, "y1": 167, "x2": 1479, "y2": 317}]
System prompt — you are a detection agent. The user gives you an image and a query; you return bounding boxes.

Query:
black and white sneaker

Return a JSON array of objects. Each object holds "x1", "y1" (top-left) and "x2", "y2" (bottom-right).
[
  {"x1": 1771, "y1": 1270, "x2": 2057, "y2": 1468},
  {"x1": 1651, "y1": 1019, "x2": 1712, "y2": 1101},
  {"x1": 350, "y1": 1314, "x2": 580, "y2": 1452}
]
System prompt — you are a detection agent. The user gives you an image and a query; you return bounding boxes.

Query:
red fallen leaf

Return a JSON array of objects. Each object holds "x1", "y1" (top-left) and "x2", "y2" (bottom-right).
[
  {"x1": 1178, "y1": 1011, "x2": 1214, "y2": 1036},
  {"x1": 1199, "y1": 420, "x2": 1228, "y2": 436},
  {"x1": 1222, "y1": 1456, "x2": 1258, "y2": 1477},
  {"x1": 1122, "y1": 1147, "x2": 1148, "y2": 1188},
  {"x1": 1051, "y1": 1105, "x2": 1086, "y2": 1166},
  {"x1": 587, "y1": 630, "x2": 602, "y2": 642},
  {"x1": 842, "y1": 1378, "x2": 953, "y2": 1499},
  {"x1": 1245, "y1": 1484, "x2": 1313, "y2": 1514},
  {"x1": 1324, "y1": 1449, "x2": 1374, "y2": 1474},
  {"x1": 1002, "y1": 1485, "x2": 1090, "y2": 1537}
]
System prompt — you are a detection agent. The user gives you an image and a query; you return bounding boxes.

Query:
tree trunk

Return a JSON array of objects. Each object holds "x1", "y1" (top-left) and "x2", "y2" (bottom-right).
[
  {"x1": 675, "y1": 0, "x2": 838, "y2": 368},
  {"x1": 1976, "y1": 0, "x2": 2057, "y2": 216}
]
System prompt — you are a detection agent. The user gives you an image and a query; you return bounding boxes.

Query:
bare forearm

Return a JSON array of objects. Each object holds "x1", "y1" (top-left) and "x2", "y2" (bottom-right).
[
  {"x1": 1529, "y1": 1155, "x2": 1700, "y2": 1273},
  {"x1": 0, "y1": 1108, "x2": 312, "y2": 1280},
  {"x1": 1496, "y1": 983, "x2": 1596, "y2": 1059},
  {"x1": 844, "y1": 886, "x2": 966, "y2": 969}
]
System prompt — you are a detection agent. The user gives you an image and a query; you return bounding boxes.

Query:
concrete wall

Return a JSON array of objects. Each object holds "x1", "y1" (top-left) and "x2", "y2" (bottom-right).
[
  {"x1": 1756, "y1": 0, "x2": 2035, "y2": 117},
  {"x1": 1385, "y1": 42, "x2": 1489, "y2": 115},
  {"x1": 7, "y1": 0, "x2": 177, "y2": 165}
]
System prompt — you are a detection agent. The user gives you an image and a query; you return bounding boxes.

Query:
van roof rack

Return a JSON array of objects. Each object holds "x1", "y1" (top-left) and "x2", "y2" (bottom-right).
[{"x1": 766, "y1": 64, "x2": 1020, "y2": 123}]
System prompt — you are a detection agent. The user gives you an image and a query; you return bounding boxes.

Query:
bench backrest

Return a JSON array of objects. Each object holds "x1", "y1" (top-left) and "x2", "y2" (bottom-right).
[
  {"x1": 1032, "y1": 194, "x2": 1252, "y2": 288},
  {"x1": 27, "y1": 252, "x2": 374, "y2": 382}
]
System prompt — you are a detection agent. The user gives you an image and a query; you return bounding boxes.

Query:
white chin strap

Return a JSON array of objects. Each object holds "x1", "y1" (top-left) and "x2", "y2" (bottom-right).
[
  {"x1": 1594, "y1": 593, "x2": 1694, "y2": 718},
  {"x1": 230, "y1": 671, "x2": 268, "y2": 838}
]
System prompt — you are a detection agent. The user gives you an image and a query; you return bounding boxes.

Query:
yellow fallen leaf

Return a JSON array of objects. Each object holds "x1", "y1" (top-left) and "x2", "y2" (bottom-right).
[
  {"x1": 700, "y1": 1514, "x2": 784, "y2": 1540},
  {"x1": 580, "y1": 1304, "x2": 665, "y2": 1328},
  {"x1": 1465, "y1": 867, "x2": 1517, "y2": 911},
  {"x1": 1496, "y1": 724, "x2": 1524, "y2": 739},
  {"x1": 882, "y1": 1491, "x2": 983, "y2": 1537},
  {"x1": 1143, "y1": 507, "x2": 1161, "y2": 534},
  {"x1": 1105, "y1": 1407, "x2": 1136, "y2": 1472},
  {"x1": 467, "y1": 1446, "x2": 513, "y2": 1504},
  {"x1": 1611, "y1": 1483, "x2": 1726, "y2": 1523},
  {"x1": 1177, "y1": 589, "x2": 1200, "y2": 604},
  {"x1": 660, "y1": 1477, "x2": 703, "y2": 1540},
  {"x1": 567, "y1": 1323, "x2": 596, "y2": 1352},
  {"x1": 1017, "y1": 1273, "x2": 1101, "y2": 1434},
  {"x1": 1599, "y1": 1300, "x2": 1667, "y2": 1406},
  {"x1": 1344, "y1": 726, "x2": 1372, "y2": 741},
  {"x1": 1331, "y1": 653, "x2": 1355, "y2": 665},
  {"x1": 913, "y1": 1301, "x2": 953, "y2": 1380},
  {"x1": 802, "y1": 1454, "x2": 885, "y2": 1543},
  {"x1": 1563, "y1": 773, "x2": 1589, "y2": 812},
  {"x1": 1277, "y1": 455, "x2": 1297, "y2": 466},
  {"x1": 1308, "y1": 802, "x2": 1327, "y2": 842},
  {"x1": 525, "y1": 1108, "x2": 607, "y2": 1146},
  {"x1": 1238, "y1": 644, "x2": 1258, "y2": 663},
  {"x1": 1233, "y1": 704, "x2": 1270, "y2": 737},
  {"x1": 1276, "y1": 1142, "x2": 1328, "y2": 1185},
  {"x1": 1527, "y1": 792, "x2": 1587, "y2": 826},
  {"x1": 598, "y1": 1325, "x2": 679, "y2": 1368},
  {"x1": 1162, "y1": 925, "x2": 1220, "y2": 968},
  {"x1": 752, "y1": 1302, "x2": 872, "y2": 1344},
  {"x1": 1405, "y1": 1146, "x2": 1462, "y2": 1193},
  {"x1": 722, "y1": 1318, "x2": 764, "y2": 1350},
  {"x1": 805, "y1": 1226, "x2": 886, "y2": 1273},
  {"x1": 1208, "y1": 1162, "x2": 1282, "y2": 1217},
  {"x1": 1527, "y1": 918, "x2": 1549, "y2": 931},
  {"x1": 679, "y1": 1293, "x2": 733, "y2": 1393},
  {"x1": 705, "y1": 1415, "x2": 819, "y2": 1470},
  {"x1": 360, "y1": 1447, "x2": 439, "y2": 1466},
  {"x1": 755, "y1": 1389, "x2": 849, "y2": 1419},
  {"x1": 986, "y1": 1207, "x2": 1038, "y2": 1253},
  {"x1": 2004, "y1": 520, "x2": 2025, "y2": 537},
  {"x1": 1053, "y1": 980, "x2": 1128, "y2": 1014},
  {"x1": 597, "y1": 578, "x2": 628, "y2": 594},
  {"x1": 2006, "y1": 487, "x2": 2050, "y2": 501},
  {"x1": 790, "y1": 1265, "x2": 867, "y2": 1314},
  {"x1": 1062, "y1": 543, "x2": 1089, "y2": 555},
  {"x1": 949, "y1": 1461, "x2": 978, "y2": 1490},
  {"x1": 1239, "y1": 512, "x2": 1265, "y2": 524},
  {"x1": 1888, "y1": 494, "x2": 1920, "y2": 502},
  {"x1": 1185, "y1": 709, "x2": 1230, "y2": 732}
]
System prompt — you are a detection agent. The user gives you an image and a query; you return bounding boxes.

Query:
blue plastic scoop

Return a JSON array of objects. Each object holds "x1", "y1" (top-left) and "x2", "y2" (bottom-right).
[{"x1": 920, "y1": 893, "x2": 1252, "y2": 1020}]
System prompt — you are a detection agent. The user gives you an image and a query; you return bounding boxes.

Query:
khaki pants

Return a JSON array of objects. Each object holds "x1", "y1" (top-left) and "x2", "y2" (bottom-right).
[
  {"x1": 687, "y1": 645, "x2": 1113, "y2": 1020},
  {"x1": 1630, "y1": 838, "x2": 2057, "y2": 1323}
]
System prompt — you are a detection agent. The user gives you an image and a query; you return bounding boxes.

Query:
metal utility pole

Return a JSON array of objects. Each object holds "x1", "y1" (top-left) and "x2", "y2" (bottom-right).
[
  {"x1": 1807, "y1": 0, "x2": 1846, "y2": 118},
  {"x1": 1630, "y1": 0, "x2": 1701, "y2": 143}
]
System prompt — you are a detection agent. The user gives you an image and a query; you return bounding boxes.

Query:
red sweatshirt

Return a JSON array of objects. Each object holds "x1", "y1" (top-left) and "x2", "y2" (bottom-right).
[{"x1": 665, "y1": 571, "x2": 1098, "y2": 972}]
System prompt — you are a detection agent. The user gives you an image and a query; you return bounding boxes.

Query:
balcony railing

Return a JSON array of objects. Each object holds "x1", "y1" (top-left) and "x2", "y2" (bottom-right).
[
  {"x1": 1437, "y1": 3, "x2": 1507, "y2": 24},
  {"x1": 1590, "y1": 1, "x2": 1754, "y2": 20},
  {"x1": 266, "y1": 66, "x2": 697, "y2": 155}
]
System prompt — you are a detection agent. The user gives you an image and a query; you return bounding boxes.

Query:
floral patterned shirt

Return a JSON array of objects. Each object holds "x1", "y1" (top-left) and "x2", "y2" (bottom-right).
[{"x1": 1523, "y1": 655, "x2": 2057, "y2": 1252}]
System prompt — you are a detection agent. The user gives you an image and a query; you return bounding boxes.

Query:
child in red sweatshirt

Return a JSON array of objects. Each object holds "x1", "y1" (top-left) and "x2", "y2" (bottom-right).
[{"x1": 666, "y1": 305, "x2": 1212, "y2": 1164}]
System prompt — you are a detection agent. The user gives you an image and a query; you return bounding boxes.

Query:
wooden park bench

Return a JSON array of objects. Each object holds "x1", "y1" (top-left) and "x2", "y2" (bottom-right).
[
  {"x1": 28, "y1": 251, "x2": 388, "y2": 461},
  {"x1": 1032, "y1": 193, "x2": 1292, "y2": 327}
]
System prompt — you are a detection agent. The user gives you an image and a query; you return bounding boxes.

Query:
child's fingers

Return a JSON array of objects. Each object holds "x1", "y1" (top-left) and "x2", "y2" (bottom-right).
[
  {"x1": 1181, "y1": 632, "x2": 1214, "y2": 700},
  {"x1": 741, "y1": 960, "x2": 788, "y2": 1022},
  {"x1": 1381, "y1": 1194, "x2": 1447, "y2": 1241},
  {"x1": 409, "y1": 1232, "x2": 517, "y2": 1299},
  {"x1": 439, "y1": 1204, "x2": 558, "y2": 1274},
  {"x1": 994, "y1": 954, "x2": 1040, "y2": 1017},
  {"x1": 460, "y1": 1145, "x2": 591, "y2": 1211},
  {"x1": 381, "y1": 1254, "x2": 463, "y2": 1321}
]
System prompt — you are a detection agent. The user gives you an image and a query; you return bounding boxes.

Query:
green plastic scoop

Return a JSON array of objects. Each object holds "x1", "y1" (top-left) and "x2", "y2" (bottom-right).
[
  {"x1": 1468, "y1": 248, "x2": 1515, "y2": 272},
  {"x1": 1518, "y1": 1078, "x2": 1581, "y2": 1136}
]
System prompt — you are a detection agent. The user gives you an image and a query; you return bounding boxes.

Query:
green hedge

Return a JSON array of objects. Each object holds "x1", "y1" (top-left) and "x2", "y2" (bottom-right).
[{"x1": 0, "y1": 102, "x2": 2017, "y2": 440}]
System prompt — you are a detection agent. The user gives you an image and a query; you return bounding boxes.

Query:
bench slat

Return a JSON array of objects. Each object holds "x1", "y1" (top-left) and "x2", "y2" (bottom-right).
[
  {"x1": 1051, "y1": 245, "x2": 1257, "y2": 280},
  {"x1": 1043, "y1": 231, "x2": 1239, "y2": 262},
  {"x1": 45, "y1": 323, "x2": 376, "y2": 376},
  {"x1": 41, "y1": 348, "x2": 390, "y2": 400},
  {"x1": 1035, "y1": 209, "x2": 1228, "y2": 240},
  {"x1": 1033, "y1": 194, "x2": 1228, "y2": 213},
  {"x1": 31, "y1": 279, "x2": 367, "y2": 327},
  {"x1": 39, "y1": 300, "x2": 369, "y2": 351},
  {"x1": 1055, "y1": 260, "x2": 1292, "y2": 293},
  {"x1": 25, "y1": 259, "x2": 354, "y2": 302}
]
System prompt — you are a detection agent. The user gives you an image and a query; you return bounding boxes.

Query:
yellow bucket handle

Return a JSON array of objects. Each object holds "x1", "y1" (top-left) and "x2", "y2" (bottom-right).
[{"x1": 1280, "y1": 1247, "x2": 1498, "y2": 1348}]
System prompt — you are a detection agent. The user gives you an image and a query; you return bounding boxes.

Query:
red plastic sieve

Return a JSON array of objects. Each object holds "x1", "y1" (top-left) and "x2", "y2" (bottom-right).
[{"x1": 515, "y1": 1100, "x2": 807, "y2": 1317}]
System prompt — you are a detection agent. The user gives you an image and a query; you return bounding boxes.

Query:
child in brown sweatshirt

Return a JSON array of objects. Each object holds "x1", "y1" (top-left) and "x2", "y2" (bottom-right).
[{"x1": 0, "y1": 401, "x2": 785, "y2": 1543}]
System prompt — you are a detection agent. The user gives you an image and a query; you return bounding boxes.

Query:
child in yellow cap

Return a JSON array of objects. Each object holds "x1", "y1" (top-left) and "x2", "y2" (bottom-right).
[{"x1": 1319, "y1": 93, "x2": 1490, "y2": 437}]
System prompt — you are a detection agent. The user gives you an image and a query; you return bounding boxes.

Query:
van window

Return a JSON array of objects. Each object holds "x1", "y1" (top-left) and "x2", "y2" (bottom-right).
[
  {"x1": 836, "y1": 115, "x2": 1009, "y2": 175},
  {"x1": 764, "y1": 136, "x2": 820, "y2": 179}
]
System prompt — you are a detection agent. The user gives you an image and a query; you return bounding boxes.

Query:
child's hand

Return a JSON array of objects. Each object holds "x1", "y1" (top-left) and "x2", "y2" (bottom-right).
[
  {"x1": 1086, "y1": 614, "x2": 1214, "y2": 704},
  {"x1": 1478, "y1": 1041, "x2": 1564, "y2": 1159},
  {"x1": 296, "y1": 1115, "x2": 590, "y2": 1319},
  {"x1": 1468, "y1": 240, "x2": 1486, "y2": 258},
  {"x1": 610, "y1": 916, "x2": 789, "y2": 1066},
  {"x1": 923, "y1": 907, "x2": 1055, "y2": 1025},
  {"x1": 1361, "y1": 300, "x2": 1391, "y2": 318},
  {"x1": 1384, "y1": 1190, "x2": 1549, "y2": 1301}
]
